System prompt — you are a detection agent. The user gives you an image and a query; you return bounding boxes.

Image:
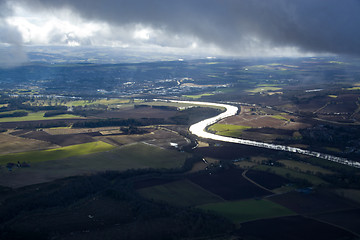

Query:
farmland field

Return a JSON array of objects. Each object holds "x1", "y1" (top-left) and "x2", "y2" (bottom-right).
[
  {"x1": 77, "y1": 142, "x2": 188, "y2": 169},
  {"x1": 333, "y1": 189, "x2": 360, "y2": 204},
  {"x1": 0, "y1": 112, "x2": 83, "y2": 122},
  {"x1": 246, "y1": 86, "x2": 282, "y2": 93},
  {"x1": 0, "y1": 141, "x2": 115, "y2": 165},
  {"x1": 1, "y1": 56, "x2": 360, "y2": 239},
  {"x1": 66, "y1": 98, "x2": 131, "y2": 106},
  {"x1": 19, "y1": 130, "x2": 98, "y2": 146},
  {"x1": 253, "y1": 165, "x2": 327, "y2": 186},
  {"x1": 220, "y1": 106, "x2": 309, "y2": 131},
  {"x1": 138, "y1": 101, "x2": 225, "y2": 111},
  {"x1": 268, "y1": 190, "x2": 359, "y2": 215},
  {"x1": 236, "y1": 216, "x2": 357, "y2": 240},
  {"x1": 182, "y1": 93, "x2": 214, "y2": 99},
  {"x1": 278, "y1": 160, "x2": 334, "y2": 175},
  {"x1": 95, "y1": 128, "x2": 189, "y2": 149},
  {"x1": 208, "y1": 123, "x2": 251, "y2": 137},
  {"x1": 199, "y1": 199, "x2": 294, "y2": 223},
  {"x1": 313, "y1": 209, "x2": 360, "y2": 235},
  {"x1": 0, "y1": 132, "x2": 58, "y2": 154},
  {"x1": 270, "y1": 114, "x2": 289, "y2": 121},
  {"x1": 244, "y1": 169, "x2": 290, "y2": 190},
  {"x1": 138, "y1": 179, "x2": 223, "y2": 206},
  {"x1": 189, "y1": 168, "x2": 271, "y2": 200},
  {"x1": 0, "y1": 142, "x2": 188, "y2": 187}
]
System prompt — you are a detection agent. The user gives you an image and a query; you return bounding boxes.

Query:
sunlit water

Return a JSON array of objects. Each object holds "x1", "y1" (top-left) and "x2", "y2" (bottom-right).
[{"x1": 168, "y1": 100, "x2": 360, "y2": 169}]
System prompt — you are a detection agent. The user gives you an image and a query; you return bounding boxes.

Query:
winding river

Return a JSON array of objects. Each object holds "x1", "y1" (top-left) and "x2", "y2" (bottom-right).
[{"x1": 168, "y1": 100, "x2": 360, "y2": 169}]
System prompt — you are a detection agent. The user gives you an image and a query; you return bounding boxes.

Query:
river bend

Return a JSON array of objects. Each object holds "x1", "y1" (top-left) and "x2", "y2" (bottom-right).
[{"x1": 169, "y1": 100, "x2": 360, "y2": 169}]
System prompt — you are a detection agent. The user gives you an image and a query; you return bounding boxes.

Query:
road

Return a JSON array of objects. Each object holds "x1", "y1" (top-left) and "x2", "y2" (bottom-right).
[{"x1": 168, "y1": 100, "x2": 360, "y2": 169}]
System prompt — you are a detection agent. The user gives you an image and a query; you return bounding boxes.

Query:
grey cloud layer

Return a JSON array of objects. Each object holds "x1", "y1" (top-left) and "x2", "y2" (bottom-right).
[
  {"x1": 5, "y1": 0, "x2": 360, "y2": 56},
  {"x1": 0, "y1": 0, "x2": 28, "y2": 66}
]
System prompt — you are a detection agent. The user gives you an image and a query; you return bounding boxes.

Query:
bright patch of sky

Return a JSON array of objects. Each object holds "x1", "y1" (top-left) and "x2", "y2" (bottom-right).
[
  {"x1": 6, "y1": 5, "x2": 109, "y2": 46},
  {"x1": 1, "y1": 2, "x2": 310, "y2": 57}
]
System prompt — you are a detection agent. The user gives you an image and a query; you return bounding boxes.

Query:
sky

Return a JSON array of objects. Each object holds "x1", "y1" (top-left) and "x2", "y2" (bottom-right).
[{"x1": 1, "y1": 0, "x2": 360, "y2": 65}]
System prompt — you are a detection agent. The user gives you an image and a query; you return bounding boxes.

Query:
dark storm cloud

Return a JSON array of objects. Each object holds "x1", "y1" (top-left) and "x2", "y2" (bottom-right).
[{"x1": 4, "y1": 0, "x2": 360, "y2": 55}]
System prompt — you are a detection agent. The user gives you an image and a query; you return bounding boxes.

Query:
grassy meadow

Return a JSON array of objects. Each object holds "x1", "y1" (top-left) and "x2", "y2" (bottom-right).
[
  {"x1": 208, "y1": 124, "x2": 251, "y2": 138},
  {"x1": 278, "y1": 160, "x2": 334, "y2": 175},
  {"x1": 253, "y1": 165, "x2": 327, "y2": 186},
  {"x1": 0, "y1": 141, "x2": 115, "y2": 165},
  {"x1": 199, "y1": 199, "x2": 295, "y2": 223},
  {"x1": 0, "y1": 111, "x2": 83, "y2": 122},
  {"x1": 182, "y1": 93, "x2": 214, "y2": 99}
]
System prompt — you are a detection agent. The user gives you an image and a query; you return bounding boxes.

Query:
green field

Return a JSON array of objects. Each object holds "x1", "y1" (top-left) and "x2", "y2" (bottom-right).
[
  {"x1": 246, "y1": 86, "x2": 282, "y2": 93},
  {"x1": 345, "y1": 86, "x2": 360, "y2": 91},
  {"x1": 256, "y1": 83, "x2": 284, "y2": 87},
  {"x1": 65, "y1": 98, "x2": 131, "y2": 107},
  {"x1": 0, "y1": 111, "x2": 83, "y2": 122},
  {"x1": 0, "y1": 110, "x2": 27, "y2": 115},
  {"x1": 182, "y1": 93, "x2": 214, "y2": 99},
  {"x1": 253, "y1": 165, "x2": 327, "y2": 186},
  {"x1": 138, "y1": 179, "x2": 223, "y2": 207},
  {"x1": 302, "y1": 157, "x2": 357, "y2": 173},
  {"x1": 0, "y1": 141, "x2": 115, "y2": 165},
  {"x1": 270, "y1": 115, "x2": 289, "y2": 121},
  {"x1": 278, "y1": 160, "x2": 334, "y2": 175},
  {"x1": 199, "y1": 199, "x2": 294, "y2": 223},
  {"x1": 208, "y1": 124, "x2": 251, "y2": 138}
]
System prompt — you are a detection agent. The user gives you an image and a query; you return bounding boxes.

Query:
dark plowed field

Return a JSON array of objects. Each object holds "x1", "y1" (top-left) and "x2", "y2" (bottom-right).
[
  {"x1": 269, "y1": 190, "x2": 359, "y2": 214},
  {"x1": 194, "y1": 143, "x2": 277, "y2": 160},
  {"x1": 245, "y1": 169, "x2": 290, "y2": 190},
  {"x1": 188, "y1": 168, "x2": 271, "y2": 200},
  {"x1": 313, "y1": 208, "x2": 360, "y2": 235},
  {"x1": 236, "y1": 215, "x2": 357, "y2": 240},
  {"x1": 21, "y1": 131, "x2": 96, "y2": 146}
]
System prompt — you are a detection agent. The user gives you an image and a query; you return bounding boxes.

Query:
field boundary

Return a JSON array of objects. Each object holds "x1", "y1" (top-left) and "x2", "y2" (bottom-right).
[{"x1": 242, "y1": 169, "x2": 274, "y2": 193}]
